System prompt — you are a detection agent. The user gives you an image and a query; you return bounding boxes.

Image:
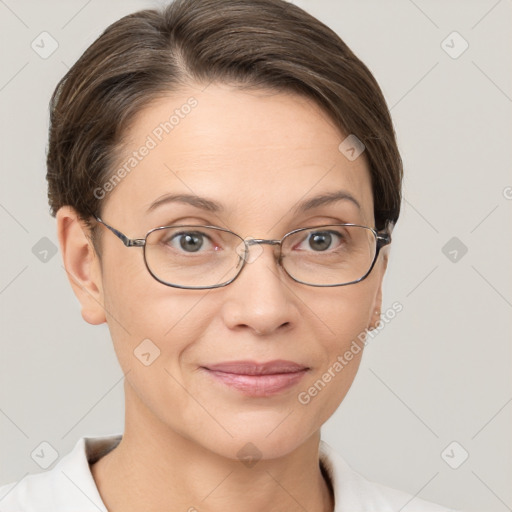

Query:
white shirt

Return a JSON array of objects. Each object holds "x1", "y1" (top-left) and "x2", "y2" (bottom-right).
[{"x1": 0, "y1": 434, "x2": 458, "y2": 511}]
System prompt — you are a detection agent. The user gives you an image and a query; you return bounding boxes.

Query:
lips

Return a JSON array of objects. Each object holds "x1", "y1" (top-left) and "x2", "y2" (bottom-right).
[
  {"x1": 204, "y1": 360, "x2": 309, "y2": 375},
  {"x1": 202, "y1": 360, "x2": 309, "y2": 397}
]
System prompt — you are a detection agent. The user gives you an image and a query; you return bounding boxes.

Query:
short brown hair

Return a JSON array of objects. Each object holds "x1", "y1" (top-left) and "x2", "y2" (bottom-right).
[{"x1": 47, "y1": 0, "x2": 402, "y2": 234}]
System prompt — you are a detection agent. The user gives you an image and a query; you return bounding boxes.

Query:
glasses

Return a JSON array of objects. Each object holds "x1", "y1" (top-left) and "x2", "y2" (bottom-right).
[{"x1": 94, "y1": 216, "x2": 391, "y2": 289}]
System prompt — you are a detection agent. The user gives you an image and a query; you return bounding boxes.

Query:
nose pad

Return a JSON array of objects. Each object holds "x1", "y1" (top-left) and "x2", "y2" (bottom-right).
[{"x1": 234, "y1": 237, "x2": 266, "y2": 264}]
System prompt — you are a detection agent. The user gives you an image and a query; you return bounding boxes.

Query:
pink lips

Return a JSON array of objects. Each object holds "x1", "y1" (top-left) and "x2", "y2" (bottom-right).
[{"x1": 202, "y1": 360, "x2": 309, "y2": 397}]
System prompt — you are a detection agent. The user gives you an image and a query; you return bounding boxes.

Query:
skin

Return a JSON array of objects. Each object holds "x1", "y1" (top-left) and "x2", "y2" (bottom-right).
[{"x1": 57, "y1": 83, "x2": 388, "y2": 512}]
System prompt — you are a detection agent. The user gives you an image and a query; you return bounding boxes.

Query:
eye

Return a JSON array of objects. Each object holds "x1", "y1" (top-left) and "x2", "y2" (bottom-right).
[
  {"x1": 165, "y1": 231, "x2": 215, "y2": 253},
  {"x1": 296, "y1": 230, "x2": 345, "y2": 252}
]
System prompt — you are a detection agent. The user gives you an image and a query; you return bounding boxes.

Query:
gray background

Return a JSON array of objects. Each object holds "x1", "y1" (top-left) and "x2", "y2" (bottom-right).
[{"x1": 0, "y1": 1, "x2": 511, "y2": 511}]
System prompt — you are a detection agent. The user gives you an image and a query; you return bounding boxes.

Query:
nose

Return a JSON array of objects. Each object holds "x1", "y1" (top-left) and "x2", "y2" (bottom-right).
[{"x1": 220, "y1": 243, "x2": 299, "y2": 336}]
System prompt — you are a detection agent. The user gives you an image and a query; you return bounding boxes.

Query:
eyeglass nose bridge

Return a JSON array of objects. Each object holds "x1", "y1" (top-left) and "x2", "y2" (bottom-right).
[
  {"x1": 246, "y1": 238, "x2": 281, "y2": 246},
  {"x1": 236, "y1": 237, "x2": 283, "y2": 265}
]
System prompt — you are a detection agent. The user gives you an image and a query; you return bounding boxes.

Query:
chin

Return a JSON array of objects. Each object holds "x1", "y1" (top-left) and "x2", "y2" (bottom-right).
[{"x1": 196, "y1": 421, "x2": 316, "y2": 463}]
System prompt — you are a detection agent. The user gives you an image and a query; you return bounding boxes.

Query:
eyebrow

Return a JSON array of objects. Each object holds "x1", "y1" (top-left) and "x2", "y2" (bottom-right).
[
  {"x1": 293, "y1": 190, "x2": 361, "y2": 213},
  {"x1": 146, "y1": 190, "x2": 360, "y2": 214},
  {"x1": 147, "y1": 193, "x2": 223, "y2": 213}
]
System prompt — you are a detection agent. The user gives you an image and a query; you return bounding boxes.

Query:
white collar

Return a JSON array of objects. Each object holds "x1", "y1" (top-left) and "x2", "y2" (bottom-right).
[{"x1": 0, "y1": 434, "x2": 455, "y2": 511}]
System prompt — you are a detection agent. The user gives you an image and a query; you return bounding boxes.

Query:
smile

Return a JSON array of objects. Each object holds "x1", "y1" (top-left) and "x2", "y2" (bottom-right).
[{"x1": 201, "y1": 360, "x2": 310, "y2": 397}]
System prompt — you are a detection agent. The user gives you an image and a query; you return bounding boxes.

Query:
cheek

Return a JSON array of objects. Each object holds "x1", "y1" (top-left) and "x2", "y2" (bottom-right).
[
  {"x1": 292, "y1": 279, "x2": 378, "y2": 415},
  {"x1": 100, "y1": 249, "x2": 216, "y2": 372},
  {"x1": 100, "y1": 270, "x2": 221, "y2": 436},
  {"x1": 301, "y1": 277, "x2": 377, "y2": 348}
]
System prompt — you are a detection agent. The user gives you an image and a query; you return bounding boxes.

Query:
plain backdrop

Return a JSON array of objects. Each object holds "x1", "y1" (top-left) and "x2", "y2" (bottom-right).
[{"x1": 0, "y1": 1, "x2": 511, "y2": 511}]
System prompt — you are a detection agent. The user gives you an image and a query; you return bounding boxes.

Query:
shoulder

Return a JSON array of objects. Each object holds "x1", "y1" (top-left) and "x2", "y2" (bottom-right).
[
  {"x1": 0, "y1": 435, "x2": 121, "y2": 512},
  {"x1": 319, "y1": 440, "x2": 461, "y2": 512}
]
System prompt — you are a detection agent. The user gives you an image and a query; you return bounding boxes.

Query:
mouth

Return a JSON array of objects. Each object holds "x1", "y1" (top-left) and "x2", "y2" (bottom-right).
[{"x1": 201, "y1": 360, "x2": 310, "y2": 397}]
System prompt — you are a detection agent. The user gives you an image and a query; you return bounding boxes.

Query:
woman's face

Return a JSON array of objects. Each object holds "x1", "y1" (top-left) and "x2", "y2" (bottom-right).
[{"x1": 82, "y1": 83, "x2": 386, "y2": 459}]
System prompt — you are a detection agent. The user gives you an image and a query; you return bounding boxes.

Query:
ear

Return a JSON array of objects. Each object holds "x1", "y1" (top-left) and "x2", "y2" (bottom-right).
[
  {"x1": 368, "y1": 249, "x2": 389, "y2": 331},
  {"x1": 56, "y1": 206, "x2": 106, "y2": 325}
]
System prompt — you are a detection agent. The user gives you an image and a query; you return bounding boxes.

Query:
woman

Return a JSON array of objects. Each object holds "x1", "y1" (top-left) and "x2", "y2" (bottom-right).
[{"x1": 0, "y1": 0, "x2": 457, "y2": 510}]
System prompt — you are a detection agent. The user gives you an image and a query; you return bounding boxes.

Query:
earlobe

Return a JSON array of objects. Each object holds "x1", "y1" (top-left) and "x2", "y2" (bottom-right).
[
  {"x1": 56, "y1": 206, "x2": 106, "y2": 325},
  {"x1": 368, "y1": 291, "x2": 383, "y2": 331}
]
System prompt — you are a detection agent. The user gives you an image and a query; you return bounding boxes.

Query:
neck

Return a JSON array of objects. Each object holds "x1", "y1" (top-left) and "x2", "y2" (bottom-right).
[{"x1": 91, "y1": 384, "x2": 334, "y2": 512}]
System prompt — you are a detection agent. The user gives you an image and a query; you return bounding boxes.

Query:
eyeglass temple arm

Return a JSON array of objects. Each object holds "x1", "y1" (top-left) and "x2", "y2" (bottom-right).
[
  {"x1": 376, "y1": 222, "x2": 393, "y2": 249},
  {"x1": 377, "y1": 232, "x2": 391, "y2": 246},
  {"x1": 94, "y1": 216, "x2": 145, "y2": 247}
]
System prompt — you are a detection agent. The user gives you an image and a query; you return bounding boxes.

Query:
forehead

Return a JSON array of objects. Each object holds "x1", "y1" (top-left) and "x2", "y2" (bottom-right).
[{"x1": 105, "y1": 83, "x2": 374, "y2": 228}]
